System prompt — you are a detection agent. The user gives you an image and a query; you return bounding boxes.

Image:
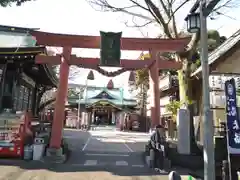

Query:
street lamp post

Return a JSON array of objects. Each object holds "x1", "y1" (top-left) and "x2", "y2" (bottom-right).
[
  {"x1": 86, "y1": 70, "x2": 95, "y2": 127},
  {"x1": 77, "y1": 70, "x2": 95, "y2": 129},
  {"x1": 185, "y1": 1, "x2": 215, "y2": 179},
  {"x1": 77, "y1": 89, "x2": 81, "y2": 127},
  {"x1": 84, "y1": 78, "x2": 89, "y2": 128},
  {"x1": 199, "y1": 1, "x2": 215, "y2": 180},
  {"x1": 185, "y1": 13, "x2": 201, "y2": 33}
]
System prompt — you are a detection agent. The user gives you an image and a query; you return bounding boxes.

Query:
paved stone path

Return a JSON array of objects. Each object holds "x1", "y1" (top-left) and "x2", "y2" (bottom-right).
[{"x1": 0, "y1": 127, "x2": 196, "y2": 180}]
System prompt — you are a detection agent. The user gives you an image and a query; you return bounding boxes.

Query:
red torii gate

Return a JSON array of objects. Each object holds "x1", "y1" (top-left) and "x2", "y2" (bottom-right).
[{"x1": 31, "y1": 31, "x2": 189, "y2": 150}]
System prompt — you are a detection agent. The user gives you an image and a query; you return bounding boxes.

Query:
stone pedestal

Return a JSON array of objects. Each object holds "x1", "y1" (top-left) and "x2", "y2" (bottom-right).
[
  {"x1": 177, "y1": 109, "x2": 190, "y2": 154},
  {"x1": 43, "y1": 147, "x2": 66, "y2": 163}
]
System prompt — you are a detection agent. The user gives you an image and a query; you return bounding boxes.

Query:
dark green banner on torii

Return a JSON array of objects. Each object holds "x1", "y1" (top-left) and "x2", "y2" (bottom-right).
[{"x1": 100, "y1": 31, "x2": 122, "y2": 67}]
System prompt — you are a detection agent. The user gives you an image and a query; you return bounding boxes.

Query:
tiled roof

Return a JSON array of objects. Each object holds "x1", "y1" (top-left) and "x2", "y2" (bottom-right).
[
  {"x1": 68, "y1": 85, "x2": 136, "y2": 100},
  {"x1": 82, "y1": 87, "x2": 122, "y2": 100},
  {"x1": 0, "y1": 25, "x2": 38, "y2": 33},
  {"x1": 71, "y1": 99, "x2": 137, "y2": 106},
  {"x1": 191, "y1": 29, "x2": 240, "y2": 76},
  {"x1": 68, "y1": 86, "x2": 137, "y2": 106},
  {"x1": 0, "y1": 24, "x2": 58, "y2": 87}
]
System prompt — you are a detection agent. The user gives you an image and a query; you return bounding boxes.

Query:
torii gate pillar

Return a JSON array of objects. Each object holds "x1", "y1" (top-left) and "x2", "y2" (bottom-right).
[
  {"x1": 149, "y1": 51, "x2": 161, "y2": 128},
  {"x1": 49, "y1": 47, "x2": 71, "y2": 150}
]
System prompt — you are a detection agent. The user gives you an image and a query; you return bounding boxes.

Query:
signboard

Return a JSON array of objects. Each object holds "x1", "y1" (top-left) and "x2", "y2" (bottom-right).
[
  {"x1": 0, "y1": 115, "x2": 23, "y2": 145},
  {"x1": 225, "y1": 78, "x2": 240, "y2": 154},
  {"x1": 100, "y1": 31, "x2": 122, "y2": 67}
]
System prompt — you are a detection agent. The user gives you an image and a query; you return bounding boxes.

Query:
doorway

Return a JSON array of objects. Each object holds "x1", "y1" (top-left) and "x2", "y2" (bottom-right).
[{"x1": 95, "y1": 111, "x2": 112, "y2": 125}]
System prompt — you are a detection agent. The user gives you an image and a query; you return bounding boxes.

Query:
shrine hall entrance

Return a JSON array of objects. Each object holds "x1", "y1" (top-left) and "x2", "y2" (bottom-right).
[
  {"x1": 94, "y1": 110, "x2": 112, "y2": 125},
  {"x1": 87, "y1": 100, "x2": 121, "y2": 126}
]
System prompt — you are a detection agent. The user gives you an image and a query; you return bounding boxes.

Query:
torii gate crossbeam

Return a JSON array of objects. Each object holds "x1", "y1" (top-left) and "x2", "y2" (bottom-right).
[{"x1": 35, "y1": 55, "x2": 182, "y2": 70}]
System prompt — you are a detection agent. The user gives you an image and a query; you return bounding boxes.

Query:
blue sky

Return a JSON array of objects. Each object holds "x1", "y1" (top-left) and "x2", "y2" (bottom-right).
[{"x1": 0, "y1": 0, "x2": 239, "y2": 89}]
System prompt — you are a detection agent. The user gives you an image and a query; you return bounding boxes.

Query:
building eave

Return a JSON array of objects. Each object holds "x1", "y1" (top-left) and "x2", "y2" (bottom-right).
[
  {"x1": 191, "y1": 29, "x2": 240, "y2": 77},
  {"x1": 0, "y1": 46, "x2": 45, "y2": 55},
  {"x1": 42, "y1": 64, "x2": 58, "y2": 87},
  {"x1": 0, "y1": 24, "x2": 39, "y2": 34},
  {"x1": 0, "y1": 46, "x2": 58, "y2": 87}
]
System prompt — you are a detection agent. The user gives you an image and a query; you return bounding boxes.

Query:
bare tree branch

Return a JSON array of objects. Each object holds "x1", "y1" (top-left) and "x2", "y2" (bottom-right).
[
  {"x1": 89, "y1": 0, "x2": 136, "y2": 11},
  {"x1": 215, "y1": 11, "x2": 237, "y2": 20},
  {"x1": 164, "y1": 0, "x2": 178, "y2": 37},
  {"x1": 88, "y1": 0, "x2": 155, "y2": 21},
  {"x1": 159, "y1": 0, "x2": 171, "y2": 18},
  {"x1": 125, "y1": 18, "x2": 153, "y2": 28},
  {"x1": 167, "y1": 0, "x2": 191, "y2": 24},
  {"x1": 126, "y1": 17, "x2": 151, "y2": 37},
  {"x1": 144, "y1": 0, "x2": 173, "y2": 38},
  {"x1": 129, "y1": 0, "x2": 149, "y2": 11},
  {"x1": 170, "y1": 8, "x2": 178, "y2": 38},
  {"x1": 212, "y1": 0, "x2": 236, "y2": 12}
]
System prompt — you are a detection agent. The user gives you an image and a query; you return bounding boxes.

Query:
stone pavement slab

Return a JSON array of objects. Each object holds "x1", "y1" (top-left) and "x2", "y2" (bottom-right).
[
  {"x1": 0, "y1": 128, "x2": 201, "y2": 180},
  {"x1": 63, "y1": 129, "x2": 91, "y2": 150},
  {"x1": 0, "y1": 165, "x2": 24, "y2": 180},
  {"x1": 0, "y1": 163, "x2": 195, "y2": 180}
]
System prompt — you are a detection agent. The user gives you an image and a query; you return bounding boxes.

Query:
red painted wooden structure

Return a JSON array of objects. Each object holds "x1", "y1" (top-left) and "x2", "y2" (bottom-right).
[{"x1": 30, "y1": 31, "x2": 189, "y2": 149}]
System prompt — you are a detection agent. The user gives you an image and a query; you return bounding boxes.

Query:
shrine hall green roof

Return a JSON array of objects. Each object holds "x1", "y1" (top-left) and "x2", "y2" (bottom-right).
[
  {"x1": 68, "y1": 86, "x2": 137, "y2": 107},
  {"x1": 0, "y1": 25, "x2": 37, "y2": 47}
]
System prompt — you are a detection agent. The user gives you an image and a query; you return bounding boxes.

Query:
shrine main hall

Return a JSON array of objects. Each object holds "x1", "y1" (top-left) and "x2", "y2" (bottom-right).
[{"x1": 67, "y1": 84, "x2": 137, "y2": 126}]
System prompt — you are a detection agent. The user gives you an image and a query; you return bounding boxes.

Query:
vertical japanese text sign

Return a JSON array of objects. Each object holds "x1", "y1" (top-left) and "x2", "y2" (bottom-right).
[
  {"x1": 225, "y1": 78, "x2": 240, "y2": 154},
  {"x1": 100, "y1": 31, "x2": 122, "y2": 67}
]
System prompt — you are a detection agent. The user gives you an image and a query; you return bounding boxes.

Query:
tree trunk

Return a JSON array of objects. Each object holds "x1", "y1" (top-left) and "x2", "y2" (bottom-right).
[{"x1": 178, "y1": 58, "x2": 199, "y2": 154}]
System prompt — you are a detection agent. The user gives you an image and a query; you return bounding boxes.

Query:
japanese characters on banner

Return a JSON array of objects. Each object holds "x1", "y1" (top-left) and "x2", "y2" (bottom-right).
[{"x1": 225, "y1": 78, "x2": 240, "y2": 154}]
